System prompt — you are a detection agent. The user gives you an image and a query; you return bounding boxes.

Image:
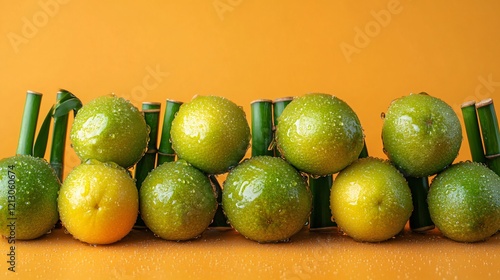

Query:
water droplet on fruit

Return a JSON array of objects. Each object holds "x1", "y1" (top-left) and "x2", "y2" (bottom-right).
[{"x1": 380, "y1": 112, "x2": 386, "y2": 119}]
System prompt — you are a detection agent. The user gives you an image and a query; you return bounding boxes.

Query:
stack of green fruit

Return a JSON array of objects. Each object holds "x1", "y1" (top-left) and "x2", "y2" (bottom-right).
[
  {"x1": 381, "y1": 93, "x2": 499, "y2": 242},
  {"x1": 140, "y1": 95, "x2": 249, "y2": 241},
  {"x1": 147, "y1": 95, "x2": 314, "y2": 243},
  {"x1": 59, "y1": 95, "x2": 149, "y2": 245},
  {"x1": 275, "y1": 93, "x2": 414, "y2": 242},
  {"x1": 1, "y1": 89, "x2": 499, "y2": 245}
]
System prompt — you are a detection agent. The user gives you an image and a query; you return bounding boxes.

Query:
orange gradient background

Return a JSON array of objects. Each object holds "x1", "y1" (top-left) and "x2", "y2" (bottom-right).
[{"x1": 1, "y1": 1, "x2": 499, "y2": 279}]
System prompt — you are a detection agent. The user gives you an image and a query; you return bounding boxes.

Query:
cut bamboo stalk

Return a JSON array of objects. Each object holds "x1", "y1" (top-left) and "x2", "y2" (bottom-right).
[
  {"x1": 461, "y1": 101, "x2": 487, "y2": 163},
  {"x1": 251, "y1": 99, "x2": 274, "y2": 157},
  {"x1": 272, "y1": 97, "x2": 293, "y2": 157},
  {"x1": 142, "y1": 102, "x2": 161, "y2": 111},
  {"x1": 142, "y1": 103, "x2": 162, "y2": 162},
  {"x1": 407, "y1": 176, "x2": 434, "y2": 232},
  {"x1": 49, "y1": 91, "x2": 70, "y2": 181},
  {"x1": 309, "y1": 175, "x2": 336, "y2": 230},
  {"x1": 17, "y1": 91, "x2": 43, "y2": 156},
  {"x1": 135, "y1": 103, "x2": 161, "y2": 186},
  {"x1": 134, "y1": 103, "x2": 161, "y2": 229},
  {"x1": 157, "y1": 99, "x2": 183, "y2": 166},
  {"x1": 476, "y1": 98, "x2": 500, "y2": 176},
  {"x1": 208, "y1": 175, "x2": 230, "y2": 229}
]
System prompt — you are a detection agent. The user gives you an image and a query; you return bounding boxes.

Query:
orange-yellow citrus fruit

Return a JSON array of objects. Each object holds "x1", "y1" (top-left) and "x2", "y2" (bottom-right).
[
  {"x1": 58, "y1": 160, "x2": 138, "y2": 245},
  {"x1": 330, "y1": 157, "x2": 413, "y2": 242}
]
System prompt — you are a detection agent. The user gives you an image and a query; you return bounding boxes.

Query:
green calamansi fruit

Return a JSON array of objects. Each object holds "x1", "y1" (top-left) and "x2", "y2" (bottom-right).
[
  {"x1": 330, "y1": 157, "x2": 413, "y2": 242},
  {"x1": 0, "y1": 155, "x2": 60, "y2": 240},
  {"x1": 222, "y1": 156, "x2": 312, "y2": 243},
  {"x1": 70, "y1": 95, "x2": 149, "y2": 169},
  {"x1": 170, "y1": 95, "x2": 250, "y2": 174},
  {"x1": 428, "y1": 162, "x2": 500, "y2": 242},
  {"x1": 276, "y1": 93, "x2": 364, "y2": 176},
  {"x1": 382, "y1": 93, "x2": 462, "y2": 177},
  {"x1": 140, "y1": 160, "x2": 217, "y2": 241}
]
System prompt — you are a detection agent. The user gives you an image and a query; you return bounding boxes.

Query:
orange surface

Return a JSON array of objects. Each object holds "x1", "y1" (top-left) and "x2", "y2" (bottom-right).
[
  {"x1": 2, "y1": 227, "x2": 499, "y2": 279},
  {"x1": 1, "y1": 1, "x2": 500, "y2": 279}
]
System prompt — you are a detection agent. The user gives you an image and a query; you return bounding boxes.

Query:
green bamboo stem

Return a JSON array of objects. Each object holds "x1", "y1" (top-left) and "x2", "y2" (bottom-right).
[
  {"x1": 49, "y1": 91, "x2": 69, "y2": 181},
  {"x1": 486, "y1": 154, "x2": 500, "y2": 176},
  {"x1": 251, "y1": 99, "x2": 274, "y2": 157},
  {"x1": 407, "y1": 176, "x2": 434, "y2": 232},
  {"x1": 461, "y1": 101, "x2": 487, "y2": 163},
  {"x1": 309, "y1": 175, "x2": 336, "y2": 230},
  {"x1": 476, "y1": 98, "x2": 500, "y2": 176},
  {"x1": 17, "y1": 91, "x2": 43, "y2": 156},
  {"x1": 135, "y1": 105, "x2": 161, "y2": 187},
  {"x1": 272, "y1": 97, "x2": 293, "y2": 157},
  {"x1": 208, "y1": 175, "x2": 230, "y2": 229},
  {"x1": 142, "y1": 102, "x2": 161, "y2": 111},
  {"x1": 134, "y1": 104, "x2": 161, "y2": 229},
  {"x1": 359, "y1": 140, "x2": 369, "y2": 159},
  {"x1": 141, "y1": 102, "x2": 161, "y2": 154},
  {"x1": 157, "y1": 99, "x2": 183, "y2": 166}
]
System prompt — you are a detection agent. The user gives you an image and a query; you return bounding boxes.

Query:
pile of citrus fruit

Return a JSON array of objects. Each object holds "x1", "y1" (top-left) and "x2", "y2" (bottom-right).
[{"x1": 1, "y1": 91, "x2": 499, "y2": 245}]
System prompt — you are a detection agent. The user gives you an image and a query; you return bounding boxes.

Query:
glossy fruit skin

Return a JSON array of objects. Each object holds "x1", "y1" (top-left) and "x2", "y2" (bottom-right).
[
  {"x1": 428, "y1": 162, "x2": 500, "y2": 242},
  {"x1": 58, "y1": 160, "x2": 138, "y2": 245},
  {"x1": 330, "y1": 157, "x2": 413, "y2": 242},
  {"x1": 382, "y1": 93, "x2": 462, "y2": 177},
  {"x1": 171, "y1": 95, "x2": 250, "y2": 175},
  {"x1": 222, "y1": 156, "x2": 312, "y2": 243},
  {"x1": 276, "y1": 93, "x2": 364, "y2": 176},
  {"x1": 0, "y1": 155, "x2": 60, "y2": 240},
  {"x1": 70, "y1": 95, "x2": 149, "y2": 169},
  {"x1": 140, "y1": 160, "x2": 217, "y2": 241}
]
